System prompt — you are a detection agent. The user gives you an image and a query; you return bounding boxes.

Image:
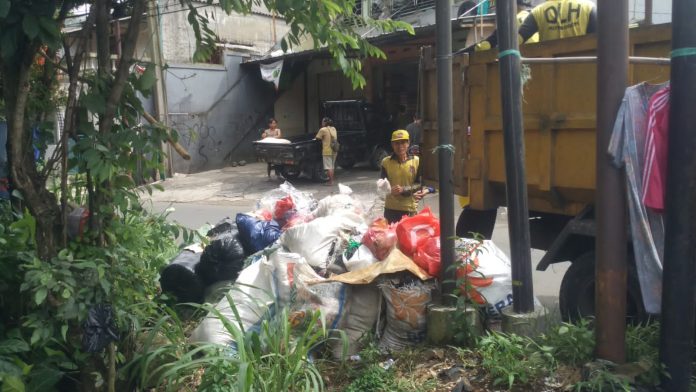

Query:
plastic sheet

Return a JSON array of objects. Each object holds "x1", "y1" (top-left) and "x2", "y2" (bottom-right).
[{"x1": 160, "y1": 250, "x2": 205, "y2": 303}]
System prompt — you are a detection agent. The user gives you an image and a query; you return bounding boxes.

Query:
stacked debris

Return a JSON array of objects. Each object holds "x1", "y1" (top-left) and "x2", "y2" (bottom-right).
[{"x1": 162, "y1": 180, "x2": 527, "y2": 357}]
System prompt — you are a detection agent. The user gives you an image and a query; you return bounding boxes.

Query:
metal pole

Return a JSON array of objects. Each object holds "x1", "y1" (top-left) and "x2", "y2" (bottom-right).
[
  {"x1": 496, "y1": 0, "x2": 534, "y2": 313},
  {"x1": 595, "y1": 0, "x2": 628, "y2": 363},
  {"x1": 147, "y1": 0, "x2": 171, "y2": 177},
  {"x1": 645, "y1": 0, "x2": 653, "y2": 25},
  {"x1": 435, "y1": 0, "x2": 456, "y2": 303},
  {"x1": 659, "y1": 0, "x2": 696, "y2": 388}
]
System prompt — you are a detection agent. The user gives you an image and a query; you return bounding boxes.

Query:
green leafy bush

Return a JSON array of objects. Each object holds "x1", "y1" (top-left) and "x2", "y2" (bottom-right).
[
  {"x1": 478, "y1": 332, "x2": 556, "y2": 390},
  {"x1": 542, "y1": 319, "x2": 595, "y2": 366},
  {"x1": 0, "y1": 206, "x2": 188, "y2": 390}
]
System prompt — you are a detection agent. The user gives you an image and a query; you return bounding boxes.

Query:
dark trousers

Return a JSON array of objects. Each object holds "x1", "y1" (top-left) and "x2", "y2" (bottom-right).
[{"x1": 384, "y1": 208, "x2": 415, "y2": 224}]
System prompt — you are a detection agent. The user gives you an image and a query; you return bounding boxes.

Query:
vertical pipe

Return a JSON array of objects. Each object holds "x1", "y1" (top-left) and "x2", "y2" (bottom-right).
[
  {"x1": 659, "y1": 0, "x2": 696, "y2": 389},
  {"x1": 645, "y1": 0, "x2": 653, "y2": 25},
  {"x1": 595, "y1": 0, "x2": 628, "y2": 363},
  {"x1": 496, "y1": 0, "x2": 534, "y2": 313},
  {"x1": 147, "y1": 0, "x2": 171, "y2": 177},
  {"x1": 435, "y1": 0, "x2": 456, "y2": 302}
]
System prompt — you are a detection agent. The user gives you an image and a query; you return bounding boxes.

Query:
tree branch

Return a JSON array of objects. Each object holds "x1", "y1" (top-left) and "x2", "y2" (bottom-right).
[{"x1": 99, "y1": 0, "x2": 147, "y2": 136}]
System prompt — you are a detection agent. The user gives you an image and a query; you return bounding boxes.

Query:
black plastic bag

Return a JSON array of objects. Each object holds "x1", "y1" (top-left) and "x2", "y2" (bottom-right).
[
  {"x1": 160, "y1": 250, "x2": 205, "y2": 303},
  {"x1": 82, "y1": 304, "x2": 119, "y2": 353},
  {"x1": 196, "y1": 230, "x2": 246, "y2": 285},
  {"x1": 206, "y1": 217, "x2": 237, "y2": 238}
]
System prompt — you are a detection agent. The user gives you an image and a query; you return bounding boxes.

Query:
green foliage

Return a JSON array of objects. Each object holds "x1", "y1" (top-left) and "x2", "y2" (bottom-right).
[
  {"x1": 625, "y1": 321, "x2": 664, "y2": 387},
  {"x1": 127, "y1": 294, "x2": 332, "y2": 391},
  {"x1": 184, "y1": 0, "x2": 414, "y2": 88},
  {"x1": 478, "y1": 332, "x2": 556, "y2": 390},
  {"x1": 0, "y1": 205, "x2": 188, "y2": 390},
  {"x1": 345, "y1": 363, "x2": 399, "y2": 392},
  {"x1": 448, "y1": 235, "x2": 485, "y2": 346},
  {"x1": 573, "y1": 362, "x2": 631, "y2": 392},
  {"x1": 541, "y1": 319, "x2": 595, "y2": 366}
]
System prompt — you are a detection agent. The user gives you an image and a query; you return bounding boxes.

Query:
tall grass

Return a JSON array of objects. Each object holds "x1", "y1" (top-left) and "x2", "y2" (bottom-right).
[{"x1": 125, "y1": 292, "x2": 335, "y2": 392}]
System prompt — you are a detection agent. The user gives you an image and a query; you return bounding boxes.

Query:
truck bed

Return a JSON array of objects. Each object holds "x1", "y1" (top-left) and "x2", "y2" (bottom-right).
[{"x1": 421, "y1": 23, "x2": 671, "y2": 216}]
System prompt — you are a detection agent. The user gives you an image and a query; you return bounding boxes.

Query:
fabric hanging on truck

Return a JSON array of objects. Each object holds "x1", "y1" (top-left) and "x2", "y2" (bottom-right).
[{"x1": 607, "y1": 81, "x2": 669, "y2": 314}]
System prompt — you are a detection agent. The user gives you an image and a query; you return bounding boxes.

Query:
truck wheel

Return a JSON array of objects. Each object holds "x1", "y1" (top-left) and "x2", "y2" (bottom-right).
[
  {"x1": 370, "y1": 147, "x2": 389, "y2": 170},
  {"x1": 339, "y1": 160, "x2": 355, "y2": 170},
  {"x1": 281, "y1": 166, "x2": 300, "y2": 180},
  {"x1": 559, "y1": 251, "x2": 647, "y2": 324}
]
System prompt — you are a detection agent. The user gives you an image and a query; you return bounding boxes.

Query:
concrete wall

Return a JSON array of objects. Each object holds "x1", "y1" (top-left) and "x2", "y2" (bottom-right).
[
  {"x1": 159, "y1": 0, "x2": 290, "y2": 63},
  {"x1": 166, "y1": 53, "x2": 275, "y2": 174}
]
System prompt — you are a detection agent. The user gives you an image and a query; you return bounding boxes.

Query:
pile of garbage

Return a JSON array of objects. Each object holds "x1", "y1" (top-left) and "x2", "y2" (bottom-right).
[{"x1": 160, "y1": 181, "x2": 524, "y2": 356}]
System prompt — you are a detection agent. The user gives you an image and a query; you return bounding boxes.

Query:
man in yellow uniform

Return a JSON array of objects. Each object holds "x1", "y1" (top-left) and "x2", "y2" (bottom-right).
[
  {"x1": 518, "y1": 0, "x2": 596, "y2": 43},
  {"x1": 380, "y1": 130, "x2": 435, "y2": 223},
  {"x1": 460, "y1": 0, "x2": 539, "y2": 53}
]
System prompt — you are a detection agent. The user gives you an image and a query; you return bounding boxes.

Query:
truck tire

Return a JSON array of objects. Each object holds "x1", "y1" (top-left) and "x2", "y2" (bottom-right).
[
  {"x1": 370, "y1": 147, "x2": 389, "y2": 170},
  {"x1": 280, "y1": 166, "x2": 300, "y2": 180},
  {"x1": 339, "y1": 160, "x2": 355, "y2": 170},
  {"x1": 559, "y1": 251, "x2": 647, "y2": 324}
]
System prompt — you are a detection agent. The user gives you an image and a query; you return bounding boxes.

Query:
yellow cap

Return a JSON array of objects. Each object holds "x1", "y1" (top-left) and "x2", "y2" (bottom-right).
[{"x1": 391, "y1": 129, "x2": 410, "y2": 142}]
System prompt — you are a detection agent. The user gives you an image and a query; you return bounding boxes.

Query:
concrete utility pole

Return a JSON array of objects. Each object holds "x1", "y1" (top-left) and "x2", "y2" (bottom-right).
[
  {"x1": 435, "y1": 0, "x2": 455, "y2": 300},
  {"x1": 146, "y1": 0, "x2": 172, "y2": 177},
  {"x1": 595, "y1": 0, "x2": 628, "y2": 363},
  {"x1": 495, "y1": 0, "x2": 535, "y2": 313},
  {"x1": 659, "y1": 0, "x2": 696, "y2": 389}
]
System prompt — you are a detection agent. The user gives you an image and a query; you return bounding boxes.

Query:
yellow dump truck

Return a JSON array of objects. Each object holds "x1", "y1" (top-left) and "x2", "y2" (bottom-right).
[{"x1": 421, "y1": 23, "x2": 671, "y2": 320}]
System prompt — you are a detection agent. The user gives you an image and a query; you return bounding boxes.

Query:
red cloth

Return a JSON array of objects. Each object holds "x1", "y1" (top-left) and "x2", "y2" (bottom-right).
[{"x1": 641, "y1": 86, "x2": 670, "y2": 213}]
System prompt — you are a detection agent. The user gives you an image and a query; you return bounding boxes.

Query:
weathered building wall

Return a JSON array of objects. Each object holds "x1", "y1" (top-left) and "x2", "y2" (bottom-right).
[
  {"x1": 158, "y1": 0, "x2": 290, "y2": 63},
  {"x1": 166, "y1": 53, "x2": 275, "y2": 174}
]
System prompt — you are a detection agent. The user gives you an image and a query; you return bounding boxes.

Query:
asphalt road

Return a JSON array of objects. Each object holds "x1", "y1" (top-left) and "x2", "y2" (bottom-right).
[{"x1": 144, "y1": 162, "x2": 569, "y2": 312}]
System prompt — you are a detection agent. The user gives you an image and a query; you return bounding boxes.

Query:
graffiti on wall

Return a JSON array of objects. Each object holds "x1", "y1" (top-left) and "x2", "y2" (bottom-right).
[{"x1": 168, "y1": 107, "x2": 267, "y2": 173}]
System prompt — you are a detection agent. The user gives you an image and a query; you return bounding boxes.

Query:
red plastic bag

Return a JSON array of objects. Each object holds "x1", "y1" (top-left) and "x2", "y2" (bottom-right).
[
  {"x1": 362, "y1": 218, "x2": 397, "y2": 260},
  {"x1": 413, "y1": 236, "x2": 441, "y2": 278},
  {"x1": 274, "y1": 196, "x2": 295, "y2": 220},
  {"x1": 395, "y1": 208, "x2": 440, "y2": 255}
]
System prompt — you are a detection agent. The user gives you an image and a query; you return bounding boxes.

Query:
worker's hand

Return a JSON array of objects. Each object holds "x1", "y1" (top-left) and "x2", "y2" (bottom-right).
[
  {"x1": 391, "y1": 185, "x2": 403, "y2": 196},
  {"x1": 414, "y1": 189, "x2": 428, "y2": 201},
  {"x1": 475, "y1": 41, "x2": 491, "y2": 51}
]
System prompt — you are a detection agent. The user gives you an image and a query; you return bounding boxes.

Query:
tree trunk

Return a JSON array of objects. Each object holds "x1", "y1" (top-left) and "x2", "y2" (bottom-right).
[{"x1": 3, "y1": 57, "x2": 62, "y2": 260}]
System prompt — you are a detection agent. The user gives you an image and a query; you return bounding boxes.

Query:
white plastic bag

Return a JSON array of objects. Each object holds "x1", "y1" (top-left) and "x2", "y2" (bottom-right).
[
  {"x1": 290, "y1": 263, "x2": 348, "y2": 331},
  {"x1": 313, "y1": 194, "x2": 364, "y2": 218},
  {"x1": 280, "y1": 212, "x2": 365, "y2": 273},
  {"x1": 189, "y1": 258, "x2": 275, "y2": 346},
  {"x1": 257, "y1": 181, "x2": 317, "y2": 217},
  {"x1": 343, "y1": 244, "x2": 378, "y2": 272},
  {"x1": 267, "y1": 251, "x2": 306, "y2": 308},
  {"x1": 455, "y1": 239, "x2": 540, "y2": 317}
]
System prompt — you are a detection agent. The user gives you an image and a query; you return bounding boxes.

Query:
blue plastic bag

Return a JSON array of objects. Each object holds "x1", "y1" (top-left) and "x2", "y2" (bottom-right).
[{"x1": 235, "y1": 213, "x2": 281, "y2": 254}]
